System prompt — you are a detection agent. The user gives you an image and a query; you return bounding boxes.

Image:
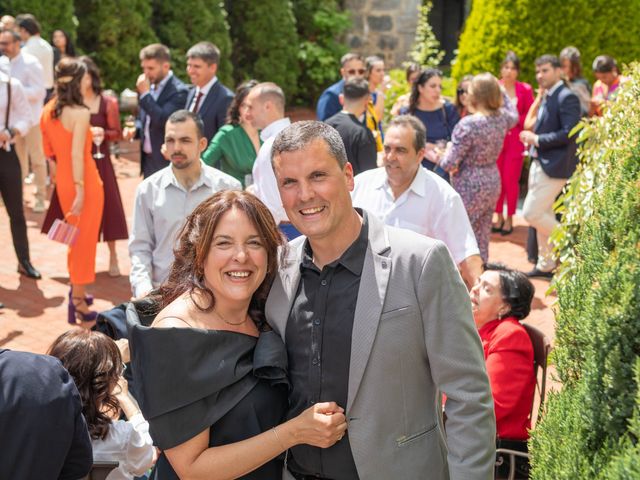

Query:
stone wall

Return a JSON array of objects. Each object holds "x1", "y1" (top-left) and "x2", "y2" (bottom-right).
[{"x1": 344, "y1": 0, "x2": 423, "y2": 68}]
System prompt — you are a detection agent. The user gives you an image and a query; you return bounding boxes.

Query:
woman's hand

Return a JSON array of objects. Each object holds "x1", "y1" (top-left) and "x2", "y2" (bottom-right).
[
  {"x1": 424, "y1": 143, "x2": 440, "y2": 163},
  {"x1": 47, "y1": 158, "x2": 57, "y2": 184},
  {"x1": 286, "y1": 402, "x2": 348, "y2": 449},
  {"x1": 113, "y1": 375, "x2": 129, "y2": 399},
  {"x1": 69, "y1": 185, "x2": 84, "y2": 217}
]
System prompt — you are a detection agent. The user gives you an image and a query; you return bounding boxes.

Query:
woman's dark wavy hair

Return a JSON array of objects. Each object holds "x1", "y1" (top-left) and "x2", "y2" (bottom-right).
[
  {"x1": 52, "y1": 57, "x2": 87, "y2": 118},
  {"x1": 226, "y1": 79, "x2": 258, "y2": 125},
  {"x1": 48, "y1": 330, "x2": 123, "y2": 440},
  {"x1": 484, "y1": 263, "x2": 535, "y2": 320},
  {"x1": 79, "y1": 56, "x2": 102, "y2": 95},
  {"x1": 158, "y1": 190, "x2": 285, "y2": 331},
  {"x1": 408, "y1": 68, "x2": 442, "y2": 114},
  {"x1": 51, "y1": 29, "x2": 76, "y2": 57}
]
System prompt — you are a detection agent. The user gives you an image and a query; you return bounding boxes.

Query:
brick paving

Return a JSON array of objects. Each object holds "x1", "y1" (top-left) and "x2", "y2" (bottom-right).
[{"x1": 0, "y1": 140, "x2": 558, "y2": 372}]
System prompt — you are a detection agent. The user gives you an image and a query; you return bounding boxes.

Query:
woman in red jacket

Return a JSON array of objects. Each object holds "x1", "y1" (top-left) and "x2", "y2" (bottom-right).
[
  {"x1": 471, "y1": 263, "x2": 535, "y2": 478},
  {"x1": 493, "y1": 52, "x2": 535, "y2": 235}
]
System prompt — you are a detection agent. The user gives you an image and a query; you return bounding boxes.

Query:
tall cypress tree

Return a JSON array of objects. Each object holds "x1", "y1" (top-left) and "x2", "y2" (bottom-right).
[
  {"x1": 4, "y1": 0, "x2": 76, "y2": 40},
  {"x1": 226, "y1": 0, "x2": 300, "y2": 100},
  {"x1": 151, "y1": 0, "x2": 233, "y2": 87},
  {"x1": 74, "y1": 0, "x2": 157, "y2": 92}
]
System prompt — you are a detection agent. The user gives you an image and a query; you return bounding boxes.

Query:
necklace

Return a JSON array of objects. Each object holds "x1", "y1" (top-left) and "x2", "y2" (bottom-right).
[{"x1": 214, "y1": 308, "x2": 248, "y2": 326}]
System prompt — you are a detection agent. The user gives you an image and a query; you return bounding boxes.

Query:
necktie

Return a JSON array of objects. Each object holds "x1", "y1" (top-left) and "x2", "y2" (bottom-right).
[{"x1": 192, "y1": 90, "x2": 204, "y2": 113}]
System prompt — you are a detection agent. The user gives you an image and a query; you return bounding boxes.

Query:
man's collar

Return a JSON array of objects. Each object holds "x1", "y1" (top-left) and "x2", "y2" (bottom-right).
[
  {"x1": 197, "y1": 75, "x2": 218, "y2": 96},
  {"x1": 155, "y1": 70, "x2": 173, "y2": 89},
  {"x1": 260, "y1": 117, "x2": 291, "y2": 141},
  {"x1": 377, "y1": 165, "x2": 427, "y2": 198},
  {"x1": 547, "y1": 80, "x2": 564, "y2": 97},
  {"x1": 159, "y1": 161, "x2": 208, "y2": 190}
]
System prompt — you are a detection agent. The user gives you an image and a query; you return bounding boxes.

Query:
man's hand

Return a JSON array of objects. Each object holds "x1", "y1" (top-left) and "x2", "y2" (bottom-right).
[
  {"x1": 136, "y1": 73, "x2": 151, "y2": 95},
  {"x1": 520, "y1": 130, "x2": 537, "y2": 146},
  {"x1": 0, "y1": 129, "x2": 11, "y2": 142}
]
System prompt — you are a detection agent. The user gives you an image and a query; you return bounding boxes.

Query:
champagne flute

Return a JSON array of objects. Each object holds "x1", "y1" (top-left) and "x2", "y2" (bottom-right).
[
  {"x1": 91, "y1": 127, "x2": 105, "y2": 159},
  {"x1": 124, "y1": 115, "x2": 136, "y2": 143}
]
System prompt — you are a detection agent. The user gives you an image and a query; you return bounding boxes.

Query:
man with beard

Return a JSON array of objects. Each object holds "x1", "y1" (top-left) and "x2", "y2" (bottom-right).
[{"x1": 128, "y1": 110, "x2": 240, "y2": 298}]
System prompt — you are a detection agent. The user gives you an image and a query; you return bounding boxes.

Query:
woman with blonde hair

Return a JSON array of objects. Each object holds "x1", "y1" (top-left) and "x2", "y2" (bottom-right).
[{"x1": 438, "y1": 73, "x2": 518, "y2": 261}]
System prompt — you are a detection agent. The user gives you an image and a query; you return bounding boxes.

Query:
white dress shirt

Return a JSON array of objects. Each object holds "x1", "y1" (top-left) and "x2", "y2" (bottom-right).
[
  {"x1": 0, "y1": 52, "x2": 45, "y2": 127},
  {"x1": 92, "y1": 414, "x2": 155, "y2": 480},
  {"x1": 128, "y1": 162, "x2": 241, "y2": 297},
  {"x1": 251, "y1": 117, "x2": 291, "y2": 224},
  {"x1": 352, "y1": 166, "x2": 480, "y2": 264},
  {"x1": 188, "y1": 75, "x2": 218, "y2": 112},
  {"x1": 0, "y1": 72, "x2": 31, "y2": 148},
  {"x1": 22, "y1": 36, "x2": 54, "y2": 89}
]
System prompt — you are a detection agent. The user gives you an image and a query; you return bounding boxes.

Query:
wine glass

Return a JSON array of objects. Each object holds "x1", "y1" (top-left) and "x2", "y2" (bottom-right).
[
  {"x1": 124, "y1": 115, "x2": 136, "y2": 143},
  {"x1": 91, "y1": 127, "x2": 105, "y2": 159}
]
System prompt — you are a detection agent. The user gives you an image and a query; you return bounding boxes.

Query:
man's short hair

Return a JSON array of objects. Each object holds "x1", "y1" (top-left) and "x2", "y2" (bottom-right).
[
  {"x1": 341, "y1": 52, "x2": 364, "y2": 67},
  {"x1": 1, "y1": 29, "x2": 21, "y2": 42},
  {"x1": 139, "y1": 43, "x2": 171, "y2": 63},
  {"x1": 186, "y1": 42, "x2": 220, "y2": 65},
  {"x1": 166, "y1": 110, "x2": 205, "y2": 139},
  {"x1": 387, "y1": 115, "x2": 426, "y2": 152},
  {"x1": 535, "y1": 54, "x2": 561, "y2": 69},
  {"x1": 16, "y1": 14, "x2": 40, "y2": 35},
  {"x1": 592, "y1": 55, "x2": 618, "y2": 73},
  {"x1": 342, "y1": 78, "x2": 370, "y2": 101},
  {"x1": 252, "y1": 82, "x2": 286, "y2": 112},
  {"x1": 272, "y1": 121, "x2": 348, "y2": 168}
]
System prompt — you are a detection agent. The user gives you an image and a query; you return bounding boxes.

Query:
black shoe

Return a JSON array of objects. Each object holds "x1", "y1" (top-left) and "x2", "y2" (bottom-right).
[
  {"x1": 491, "y1": 221, "x2": 504, "y2": 233},
  {"x1": 500, "y1": 226, "x2": 513, "y2": 236},
  {"x1": 525, "y1": 268, "x2": 554, "y2": 279},
  {"x1": 17, "y1": 260, "x2": 42, "y2": 279}
]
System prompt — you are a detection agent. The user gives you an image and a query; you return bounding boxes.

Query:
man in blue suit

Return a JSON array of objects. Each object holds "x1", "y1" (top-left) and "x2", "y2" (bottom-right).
[
  {"x1": 124, "y1": 43, "x2": 189, "y2": 178},
  {"x1": 184, "y1": 41, "x2": 234, "y2": 143},
  {"x1": 0, "y1": 349, "x2": 93, "y2": 479},
  {"x1": 316, "y1": 52, "x2": 366, "y2": 121},
  {"x1": 520, "y1": 54, "x2": 581, "y2": 278}
]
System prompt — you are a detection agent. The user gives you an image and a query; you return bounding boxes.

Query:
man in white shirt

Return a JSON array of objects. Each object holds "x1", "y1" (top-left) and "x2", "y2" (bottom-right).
[
  {"x1": 0, "y1": 71, "x2": 41, "y2": 279},
  {"x1": 129, "y1": 110, "x2": 240, "y2": 298},
  {"x1": 0, "y1": 28, "x2": 47, "y2": 213},
  {"x1": 184, "y1": 41, "x2": 233, "y2": 143},
  {"x1": 247, "y1": 82, "x2": 298, "y2": 238},
  {"x1": 352, "y1": 115, "x2": 482, "y2": 288},
  {"x1": 16, "y1": 14, "x2": 54, "y2": 95}
]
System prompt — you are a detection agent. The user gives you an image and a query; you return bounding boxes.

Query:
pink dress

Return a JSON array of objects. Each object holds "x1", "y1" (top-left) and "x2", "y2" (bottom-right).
[{"x1": 495, "y1": 81, "x2": 534, "y2": 216}]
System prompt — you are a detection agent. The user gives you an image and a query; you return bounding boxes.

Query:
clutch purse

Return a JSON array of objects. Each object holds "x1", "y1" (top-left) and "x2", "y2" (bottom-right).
[{"x1": 47, "y1": 218, "x2": 79, "y2": 246}]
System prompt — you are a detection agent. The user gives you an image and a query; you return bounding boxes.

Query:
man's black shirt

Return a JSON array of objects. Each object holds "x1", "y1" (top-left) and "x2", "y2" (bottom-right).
[{"x1": 325, "y1": 112, "x2": 377, "y2": 176}]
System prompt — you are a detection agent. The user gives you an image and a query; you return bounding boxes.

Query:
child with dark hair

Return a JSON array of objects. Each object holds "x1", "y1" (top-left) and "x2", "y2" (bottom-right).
[{"x1": 48, "y1": 330, "x2": 155, "y2": 478}]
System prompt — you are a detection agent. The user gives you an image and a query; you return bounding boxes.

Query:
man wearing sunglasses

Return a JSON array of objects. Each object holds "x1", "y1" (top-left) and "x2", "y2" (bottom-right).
[{"x1": 316, "y1": 52, "x2": 365, "y2": 121}]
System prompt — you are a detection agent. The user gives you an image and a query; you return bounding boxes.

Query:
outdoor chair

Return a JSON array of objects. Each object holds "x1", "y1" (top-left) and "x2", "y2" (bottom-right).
[
  {"x1": 84, "y1": 461, "x2": 119, "y2": 480},
  {"x1": 495, "y1": 323, "x2": 552, "y2": 480}
]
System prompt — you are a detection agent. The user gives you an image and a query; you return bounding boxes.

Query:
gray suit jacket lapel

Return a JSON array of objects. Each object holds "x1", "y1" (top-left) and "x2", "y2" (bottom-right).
[
  {"x1": 347, "y1": 215, "x2": 391, "y2": 411},
  {"x1": 268, "y1": 240, "x2": 304, "y2": 338}
]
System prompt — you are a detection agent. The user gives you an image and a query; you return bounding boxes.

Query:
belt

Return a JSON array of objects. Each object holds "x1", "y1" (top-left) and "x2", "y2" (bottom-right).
[{"x1": 288, "y1": 469, "x2": 332, "y2": 480}]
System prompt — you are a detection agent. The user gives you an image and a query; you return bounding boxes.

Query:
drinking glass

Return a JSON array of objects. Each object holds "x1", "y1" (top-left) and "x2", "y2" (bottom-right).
[
  {"x1": 91, "y1": 127, "x2": 105, "y2": 159},
  {"x1": 124, "y1": 115, "x2": 136, "y2": 143}
]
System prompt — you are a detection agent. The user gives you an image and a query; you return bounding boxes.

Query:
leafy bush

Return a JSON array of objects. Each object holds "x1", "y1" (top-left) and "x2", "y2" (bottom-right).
[
  {"x1": 151, "y1": 0, "x2": 233, "y2": 87},
  {"x1": 4, "y1": 0, "x2": 76, "y2": 40},
  {"x1": 453, "y1": 0, "x2": 640, "y2": 85},
  {"x1": 292, "y1": 0, "x2": 350, "y2": 105},
  {"x1": 407, "y1": 0, "x2": 444, "y2": 69},
  {"x1": 75, "y1": 0, "x2": 157, "y2": 93},
  {"x1": 226, "y1": 0, "x2": 300, "y2": 100},
  {"x1": 530, "y1": 64, "x2": 640, "y2": 479}
]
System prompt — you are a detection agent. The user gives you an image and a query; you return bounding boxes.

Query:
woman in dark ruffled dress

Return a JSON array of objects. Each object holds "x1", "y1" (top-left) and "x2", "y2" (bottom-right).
[{"x1": 127, "y1": 190, "x2": 347, "y2": 479}]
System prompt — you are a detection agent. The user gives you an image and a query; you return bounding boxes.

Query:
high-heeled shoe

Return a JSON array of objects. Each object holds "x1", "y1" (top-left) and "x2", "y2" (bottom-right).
[
  {"x1": 491, "y1": 221, "x2": 504, "y2": 233},
  {"x1": 67, "y1": 290, "x2": 98, "y2": 326}
]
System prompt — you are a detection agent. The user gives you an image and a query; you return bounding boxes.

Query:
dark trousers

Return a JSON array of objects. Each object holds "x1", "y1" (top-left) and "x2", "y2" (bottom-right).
[{"x1": 0, "y1": 148, "x2": 30, "y2": 261}]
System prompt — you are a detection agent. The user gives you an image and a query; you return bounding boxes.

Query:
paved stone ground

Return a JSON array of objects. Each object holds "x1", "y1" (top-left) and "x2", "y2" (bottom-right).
[{"x1": 0, "y1": 138, "x2": 558, "y2": 378}]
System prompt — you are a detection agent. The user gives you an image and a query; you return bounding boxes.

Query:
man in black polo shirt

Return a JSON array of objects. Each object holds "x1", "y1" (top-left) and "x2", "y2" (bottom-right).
[{"x1": 325, "y1": 78, "x2": 377, "y2": 176}]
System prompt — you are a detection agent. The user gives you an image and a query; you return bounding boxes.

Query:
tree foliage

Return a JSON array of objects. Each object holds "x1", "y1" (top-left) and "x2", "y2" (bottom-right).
[
  {"x1": 151, "y1": 0, "x2": 233, "y2": 87},
  {"x1": 2, "y1": 0, "x2": 76, "y2": 40},
  {"x1": 226, "y1": 0, "x2": 300, "y2": 100},
  {"x1": 408, "y1": 1, "x2": 444, "y2": 69},
  {"x1": 453, "y1": 0, "x2": 640, "y2": 85},
  {"x1": 530, "y1": 64, "x2": 640, "y2": 478},
  {"x1": 74, "y1": 0, "x2": 157, "y2": 93},
  {"x1": 292, "y1": 0, "x2": 350, "y2": 105}
]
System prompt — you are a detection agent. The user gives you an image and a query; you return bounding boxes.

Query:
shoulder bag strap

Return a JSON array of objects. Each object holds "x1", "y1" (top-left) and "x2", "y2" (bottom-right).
[{"x1": 5, "y1": 77, "x2": 11, "y2": 129}]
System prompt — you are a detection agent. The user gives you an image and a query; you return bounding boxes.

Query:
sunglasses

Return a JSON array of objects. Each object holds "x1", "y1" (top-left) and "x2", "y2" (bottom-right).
[
  {"x1": 457, "y1": 87, "x2": 468, "y2": 95},
  {"x1": 346, "y1": 69, "x2": 366, "y2": 75}
]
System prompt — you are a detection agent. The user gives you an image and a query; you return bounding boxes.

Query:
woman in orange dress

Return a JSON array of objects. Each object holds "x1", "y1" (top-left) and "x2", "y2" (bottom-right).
[{"x1": 41, "y1": 57, "x2": 104, "y2": 325}]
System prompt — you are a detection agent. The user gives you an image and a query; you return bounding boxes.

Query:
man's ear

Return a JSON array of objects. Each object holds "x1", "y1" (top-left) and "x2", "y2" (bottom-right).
[
  {"x1": 339, "y1": 93, "x2": 344, "y2": 106},
  {"x1": 198, "y1": 136, "x2": 208, "y2": 154}
]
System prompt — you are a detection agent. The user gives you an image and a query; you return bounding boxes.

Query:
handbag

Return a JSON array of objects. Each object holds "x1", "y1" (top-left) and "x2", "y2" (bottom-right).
[{"x1": 47, "y1": 216, "x2": 79, "y2": 246}]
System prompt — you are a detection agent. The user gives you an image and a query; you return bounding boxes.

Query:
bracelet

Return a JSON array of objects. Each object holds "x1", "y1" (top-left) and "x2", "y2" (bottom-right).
[{"x1": 272, "y1": 426, "x2": 285, "y2": 450}]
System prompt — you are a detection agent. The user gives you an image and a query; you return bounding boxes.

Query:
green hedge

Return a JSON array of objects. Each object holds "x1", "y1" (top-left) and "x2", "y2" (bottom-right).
[
  {"x1": 453, "y1": 0, "x2": 640, "y2": 85},
  {"x1": 530, "y1": 64, "x2": 640, "y2": 478},
  {"x1": 3, "y1": 0, "x2": 76, "y2": 40}
]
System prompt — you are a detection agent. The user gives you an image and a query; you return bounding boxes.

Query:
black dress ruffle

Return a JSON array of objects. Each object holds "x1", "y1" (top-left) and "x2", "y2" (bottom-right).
[{"x1": 126, "y1": 304, "x2": 289, "y2": 479}]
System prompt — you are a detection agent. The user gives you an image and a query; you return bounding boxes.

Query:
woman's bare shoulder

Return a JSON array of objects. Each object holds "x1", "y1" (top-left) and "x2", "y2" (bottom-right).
[{"x1": 152, "y1": 296, "x2": 193, "y2": 329}]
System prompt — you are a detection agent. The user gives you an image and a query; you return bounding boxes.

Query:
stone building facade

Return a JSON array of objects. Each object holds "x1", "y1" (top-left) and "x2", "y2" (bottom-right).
[{"x1": 344, "y1": 0, "x2": 471, "y2": 68}]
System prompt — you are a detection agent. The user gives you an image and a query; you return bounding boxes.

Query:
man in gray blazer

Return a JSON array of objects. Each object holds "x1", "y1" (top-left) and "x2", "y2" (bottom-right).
[{"x1": 266, "y1": 121, "x2": 496, "y2": 479}]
